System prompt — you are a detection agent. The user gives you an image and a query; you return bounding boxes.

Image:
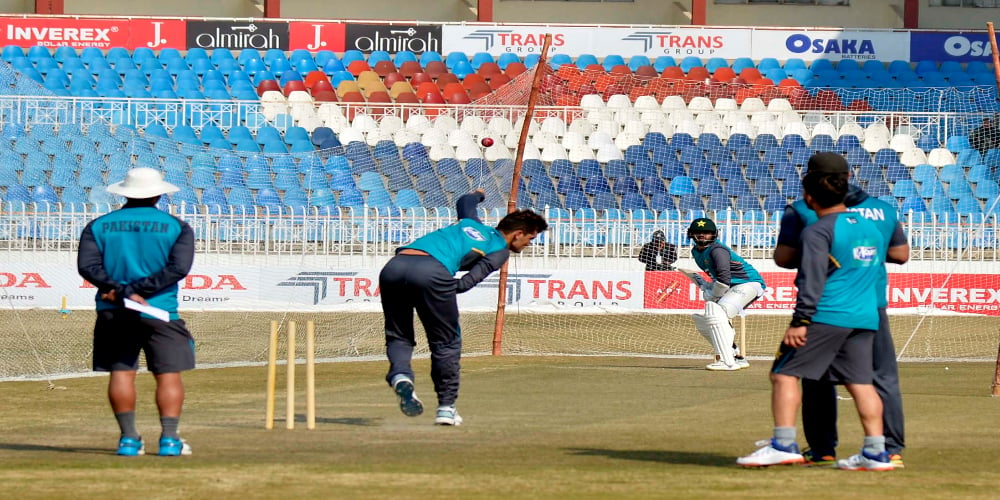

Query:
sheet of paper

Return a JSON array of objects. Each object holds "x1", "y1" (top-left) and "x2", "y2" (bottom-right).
[{"x1": 124, "y1": 298, "x2": 170, "y2": 322}]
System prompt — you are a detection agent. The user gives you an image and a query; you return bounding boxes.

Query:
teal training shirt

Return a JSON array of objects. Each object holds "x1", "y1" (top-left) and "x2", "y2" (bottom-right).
[
  {"x1": 691, "y1": 241, "x2": 766, "y2": 288},
  {"x1": 78, "y1": 205, "x2": 194, "y2": 320},
  {"x1": 787, "y1": 193, "x2": 905, "y2": 308},
  {"x1": 796, "y1": 212, "x2": 886, "y2": 330},
  {"x1": 402, "y1": 219, "x2": 508, "y2": 275}
]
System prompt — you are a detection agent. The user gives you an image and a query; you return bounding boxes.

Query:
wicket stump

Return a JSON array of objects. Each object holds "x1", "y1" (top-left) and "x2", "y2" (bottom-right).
[{"x1": 265, "y1": 320, "x2": 316, "y2": 430}]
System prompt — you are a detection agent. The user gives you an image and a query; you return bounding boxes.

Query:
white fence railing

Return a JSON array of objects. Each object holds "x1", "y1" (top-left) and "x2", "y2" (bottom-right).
[
  {"x1": 0, "y1": 95, "x2": 980, "y2": 143},
  {"x1": 0, "y1": 203, "x2": 995, "y2": 263}
]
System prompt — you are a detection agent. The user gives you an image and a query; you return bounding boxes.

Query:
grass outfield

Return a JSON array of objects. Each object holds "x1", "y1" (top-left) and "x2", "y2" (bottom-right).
[{"x1": 1, "y1": 356, "x2": 998, "y2": 499}]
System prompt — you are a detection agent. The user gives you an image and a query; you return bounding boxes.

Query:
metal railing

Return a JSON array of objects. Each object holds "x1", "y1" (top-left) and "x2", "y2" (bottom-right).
[{"x1": 0, "y1": 203, "x2": 995, "y2": 263}]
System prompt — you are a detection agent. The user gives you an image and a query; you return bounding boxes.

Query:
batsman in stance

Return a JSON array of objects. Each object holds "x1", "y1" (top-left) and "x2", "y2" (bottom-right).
[
  {"x1": 685, "y1": 218, "x2": 766, "y2": 371},
  {"x1": 774, "y1": 152, "x2": 909, "y2": 467},
  {"x1": 380, "y1": 190, "x2": 547, "y2": 425}
]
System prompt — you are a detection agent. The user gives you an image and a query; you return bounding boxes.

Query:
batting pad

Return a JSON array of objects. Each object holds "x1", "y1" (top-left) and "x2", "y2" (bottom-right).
[
  {"x1": 717, "y1": 282, "x2": 764, "y2": 318},
  {"x1": 701, "y1": 301, "x2": 737, "y2": 366}
]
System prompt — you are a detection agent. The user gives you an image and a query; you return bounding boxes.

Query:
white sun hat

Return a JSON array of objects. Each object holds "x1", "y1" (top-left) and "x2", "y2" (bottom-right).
[{"x1": 106, "y1": 167, "x2": 180, "y2": 199}]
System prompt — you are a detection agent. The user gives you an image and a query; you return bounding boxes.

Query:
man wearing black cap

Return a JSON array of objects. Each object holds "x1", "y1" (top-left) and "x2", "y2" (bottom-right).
[
  {"x1": 687, "y1": 217, "x2": 766, "y2": 371},
  {"x1": 637, "y1": 230, "x2": 677, "y2": 271},
  {"x1": 773, "y1": 152, "x2": 910, "y2": 468}
]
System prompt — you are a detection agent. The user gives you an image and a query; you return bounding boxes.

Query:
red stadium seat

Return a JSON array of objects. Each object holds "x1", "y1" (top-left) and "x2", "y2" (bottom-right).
[
  {"x1": 399, "y1": 61, "x2": 422, "y2": 78},
  {"x1": 435, "y1": 72, "x2": 460, "y2": 90},
  {"x1": 310, "y1": 79, "x2": 334, "y2": 93},
  {"x1": 346, "y1": 60, "x2": 372, "y2": 76},
  {"x1": 424, "y1": 61, "x2": 447, "y2": 79},
  {"x1": 713, "y1": 67, "x2": 736, "y2": 82},
  {"x1": 383, "y1": 72, "x2": 406, "y2": 89},
  {"x1": 373, "y1": 60, "x2": 396, "y2": 77},
  {"x1": 687, "y1": 67, "x2": 710, "y2": 81},
  {"x1": 282, "y1": 80, "x2": 307, "y2": 96},
  {"x1": 477, "y1": 62, "x2": 502, "y2": 76},
  {"x1": 661, "y1": 67, "x2": 684, "y2": 79},
  {"x1": 304, "y1": 71, "x2": 330, "y2": 90},
  {"x1": 487, "y1": 73, "x2": 511, "y2": 90},
  {"x1": 461, "y1": 73, "x2": 486, "y2": 90},
  {"x1": 312, "y1": 90, "x2": 338, "y2": 102},
  {"x1": 505, "y1": 62, "x2": 527, "y2": 77},
  {"x1": 409, "y1": 72, "x2": 433, "y2": 87},
  {"x1": 634, "y1": 65, "x2": 658, "y2": 78},
  {"x1": 609, "y1": 64, "x2": 631, "y2": 75},
  {"x1": 256, "y1": 79, "x2": 280, "y2": 96}
]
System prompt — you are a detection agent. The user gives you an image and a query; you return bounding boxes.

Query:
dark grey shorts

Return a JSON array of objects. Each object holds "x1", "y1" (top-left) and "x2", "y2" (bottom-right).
[
  {"x1": 771, "y1": 323, "x2": 874, "y2": 384},
  {"x1": 93, "y1": 309, "x2": 195, "y2": 374}
]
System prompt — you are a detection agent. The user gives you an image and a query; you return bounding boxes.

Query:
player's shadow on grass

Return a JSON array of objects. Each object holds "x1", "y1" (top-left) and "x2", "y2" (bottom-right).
[
  {"x1": 0, "y1": 443, "x2": 114, "y2": 455},
  {"x1": 567, "y1": 448, "x2": 733, "y2": 466},
  {"x1": 277, "y1": 415, "x2": 379, "y2": 426}
]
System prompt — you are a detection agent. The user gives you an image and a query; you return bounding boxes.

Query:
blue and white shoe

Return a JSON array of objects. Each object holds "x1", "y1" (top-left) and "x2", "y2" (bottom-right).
[
  {"x1": 837, "y1": 450, "x2": 893, "y2": 471},
  {"x1": 736, "y1": 438, "x2": 804, "y2": 467},
  {"x1": 116, "y1": 436, "x2": 145, "y2": 456},
  {"x1": 392, "y1": 376, "x2": 423, "y2": 417},
  {"x1": 157, "y1": 436, "x2": 192, "y2": 457},
  {"x1": 434, "y1": 406, "x2": 463, "y2": 426}
]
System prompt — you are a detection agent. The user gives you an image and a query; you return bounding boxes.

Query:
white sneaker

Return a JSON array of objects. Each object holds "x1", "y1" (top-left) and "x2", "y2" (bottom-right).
[
  {"x1": 837, "y1": 452, "x2": 894, "y2": 471},
  {"x1": 706, "y1": 361, "x2": 741, "y2": 371},
  {"x1": 735, "y1": 357, "x2": 750, "y2": 369},
  {"x1": 434, "y1": 406, "x2": 463, "y2": 426},
  {"x1": 737, "y1": 439, "x2": 805, "y2": 467}
]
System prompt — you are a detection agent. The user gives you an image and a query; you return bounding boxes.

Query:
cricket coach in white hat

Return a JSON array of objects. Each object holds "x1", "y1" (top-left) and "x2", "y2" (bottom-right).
[{"x1": 77, "y1": 167, "x2": 197, "y2": 457}]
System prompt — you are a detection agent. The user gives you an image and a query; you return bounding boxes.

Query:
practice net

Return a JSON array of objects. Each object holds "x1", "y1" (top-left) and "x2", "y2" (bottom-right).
[{"x1": 0, "y1": 57, "x2": 998, "y2": 383}]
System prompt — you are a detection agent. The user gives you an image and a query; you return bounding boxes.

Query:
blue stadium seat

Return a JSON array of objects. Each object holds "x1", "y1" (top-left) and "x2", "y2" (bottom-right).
[
  {"x1": 967, "y1": 164, "x2": 994, "y2": 184},
  {"x1": 621, "y1": 192, "x2": 648, "y2": 211},
  {"x1": 735, "y1": 194, "x2": 762, "y2": 212},
  {"x1": 613, "y1": 177, "x2": 639, "y2": 195},
  {"x1": 649, "y1": 192, "x2": 676, "y2": 211},
  {"x1": 564, "y1": 191, "x2": 590, "y2": 210},
  {"x1": 678, "y1": 193, "x2": 705, "y2": 213},
  {"x1": 584, "y1": 175, "x2": 610, "y2": 195}
]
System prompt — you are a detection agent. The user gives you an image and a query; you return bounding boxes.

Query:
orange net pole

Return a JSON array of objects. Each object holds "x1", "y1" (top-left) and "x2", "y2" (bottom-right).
[
  {"x1": 988, "y1": 22, "x2": 1000, "y2": 396},
  {"x1": 491, "y1": 34, "x2": 553, "y2": 356}
]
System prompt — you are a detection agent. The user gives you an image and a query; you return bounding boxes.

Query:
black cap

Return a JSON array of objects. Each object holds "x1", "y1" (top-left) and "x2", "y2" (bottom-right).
[
  {"x1": 651, "y1": 230, "x2": 665, "y2": 242},
  {"x1": 806, "y1": 152, "x2": 850, "y2": 175},
  {"x1": 688, "y1": 218, "x2": 716, "y2": 233}
]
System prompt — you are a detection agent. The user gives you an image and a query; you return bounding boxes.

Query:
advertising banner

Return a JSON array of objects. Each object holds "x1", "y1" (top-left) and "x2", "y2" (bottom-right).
[
  {"x1": 751, "y1": 29, "x2": 910, "y2": 62},
  {"x1": 0, "y1": 17, "x2": 129, "y2": 49},
  {"x1": 442, "y1": 25, "x2": 749, "y2": 59},
  {"x1": 185, "y1": 20, "x2": 289, "y2": 51},
  {"x1": 345, "y1": 23, "x2": 442, "y2": 54},
  {"x1": 643, "y1": 271, "x2": 1000, "y2": 316},
  {"x1": 289, "y1": 21, "x2": 346, "y2": 53},
  {"x1": 127, "y1": 19, "x2": 186, "y2": 51},
  {"x1": 606, "y1": 27, "x2": 752, "y2": 60},
  {"x1": 5, "y1": 261, "x2": 997, "y2": 317},
  {"x1": 910, "y1": 31, "x2": 992, "y2": 63}
]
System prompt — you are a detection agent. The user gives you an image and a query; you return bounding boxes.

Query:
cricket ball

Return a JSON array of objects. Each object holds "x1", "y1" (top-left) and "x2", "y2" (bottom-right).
[{"x1": 481, "y1": 137, "x2": 494, "y2": 147}]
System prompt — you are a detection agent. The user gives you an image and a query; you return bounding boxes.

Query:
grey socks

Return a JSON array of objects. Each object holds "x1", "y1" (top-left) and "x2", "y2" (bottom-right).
[
  {"x1": 160, "y1": 416, "x2": 180, "y2": 440},
  {"x1": 115, "y1": 411, "x2": 139, "y2": 440},
  {"x1": 774, "y1": 426, "x2": 797, "y2": 449},
  {"x1": 863, "y1": 435, "x2": 886, "y2": 456}
]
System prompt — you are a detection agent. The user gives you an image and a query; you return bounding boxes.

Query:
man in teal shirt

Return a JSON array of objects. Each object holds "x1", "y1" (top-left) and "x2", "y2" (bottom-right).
[
  {"x1": 381, "y1": 191, "x2": 547, "y2": 426},
  {"x1": 78, "y1": 167, "x2": 195, "y2": 457}
]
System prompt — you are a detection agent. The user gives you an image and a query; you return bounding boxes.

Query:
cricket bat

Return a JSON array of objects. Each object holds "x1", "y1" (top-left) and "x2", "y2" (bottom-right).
[{"x1": 676, "y1": 268, "x2": 708, "y2": 288}]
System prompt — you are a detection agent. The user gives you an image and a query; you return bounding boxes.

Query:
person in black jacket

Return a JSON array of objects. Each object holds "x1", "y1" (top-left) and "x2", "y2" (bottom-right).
[{"x1": 638, "y1": 230, "x2": 677, "y2": 271}]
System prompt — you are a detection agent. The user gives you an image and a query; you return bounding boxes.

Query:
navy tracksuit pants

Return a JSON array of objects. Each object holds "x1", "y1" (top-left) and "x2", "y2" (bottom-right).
[{"x1": 380, "y1": 254, "x2": 463, "y2": 406}]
